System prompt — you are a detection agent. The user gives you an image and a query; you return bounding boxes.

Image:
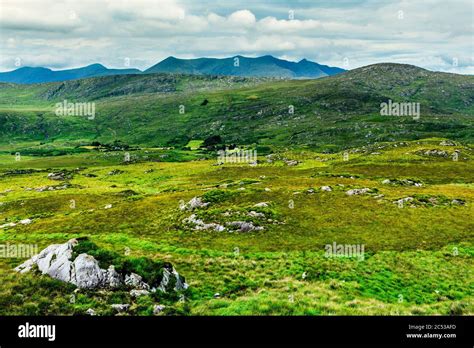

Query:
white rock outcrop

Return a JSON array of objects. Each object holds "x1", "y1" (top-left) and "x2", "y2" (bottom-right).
[
  {"x1": 180, "y1": 197, "x2": 209, "y2": 211},
  {"x1": 226, "y1": 221, "x2": 264, "y2": 232},
  {"x1": 14, "y1": 239, "x2": 188, "y2": 293},
  {"x1": 15, "y1": 239, "x2": 122, "y2": 289},
  {"x1": 159, "y1": 265, "x2": 189, "y2": 292},
  {"x1": 183, "y1": 214, "x2": 225, "y2": 232},
  {"x1": 345, "y1": 188, "x2": 371, "y2": 196}
]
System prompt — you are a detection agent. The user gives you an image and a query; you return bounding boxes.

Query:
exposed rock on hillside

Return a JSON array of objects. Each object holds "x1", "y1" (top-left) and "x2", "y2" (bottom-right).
[
  {"x1": 418, "y1": 149, "x2": 449, "y2": 157},
  {"x1": 182, "y1": 214, "x2": 225, "y2": 231},
  {"x1": 47, "y1": 171, "x2": 72, "y2": 181},
  {"x1": 180, "y1": 197, "x2": 209, "y2": 211},
  {"x1": 381, "y1": 179, "x2": 422, "y2": 187},
  {"x1": 393, "y1": 195, "x2": 466, "y2": 208},
  {"x1": 345, "y1": 188, "x2": 371, "y2": 196},
  {"x1": 15, "y1": 239, "x2": 188, "y2": 292},
  {"x1": 226, "y1": 221, "x2": 263, "y2": 232}
]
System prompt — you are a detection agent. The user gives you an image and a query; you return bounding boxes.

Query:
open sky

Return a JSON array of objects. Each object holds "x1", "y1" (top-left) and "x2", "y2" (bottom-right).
[{"x1": 0, "y1": 0, "x2": 472, "y2": 73}]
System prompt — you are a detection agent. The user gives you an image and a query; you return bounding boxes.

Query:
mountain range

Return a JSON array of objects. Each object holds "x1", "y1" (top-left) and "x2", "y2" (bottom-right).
[
  {"x1": 144, "y1": 55, "x2": 345, "y2": 78},
  {"x1": 0, "y1": 56, "x2": 345, "y2": 84}
]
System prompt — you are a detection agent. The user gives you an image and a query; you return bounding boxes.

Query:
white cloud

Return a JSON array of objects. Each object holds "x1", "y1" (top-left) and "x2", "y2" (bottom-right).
[
  {"x1": 0, "y1": 0, "x2": 472, "y2": 74},
  {"x1": 106, "y1": 0, "x2": 186, "y2": 20},
  {"x1": 228, "y1": 10, "x2": 256, "y2": 27}
]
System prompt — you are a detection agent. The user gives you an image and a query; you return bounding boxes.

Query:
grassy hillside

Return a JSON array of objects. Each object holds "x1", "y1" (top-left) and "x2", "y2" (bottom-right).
[{"x1": 0, "y1": 63, "x2": 472, "y2": 152}]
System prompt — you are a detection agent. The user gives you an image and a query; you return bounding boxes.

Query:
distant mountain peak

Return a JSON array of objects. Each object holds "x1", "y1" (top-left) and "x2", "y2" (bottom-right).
[
  {"x1": 0, "y1": 63, "x2": 141, "y2": 84},
  {"x1": 84, "y1": 63, "x2": 107, "y2": 69},
  {"x1": 162, "y1": 56, "x2": 179, "y2": 61}
]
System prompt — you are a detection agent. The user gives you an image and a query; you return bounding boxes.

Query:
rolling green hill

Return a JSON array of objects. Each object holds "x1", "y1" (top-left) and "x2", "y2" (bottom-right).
[{"x1": 0, "y1": 63, "x2": 472, "y2": 152}]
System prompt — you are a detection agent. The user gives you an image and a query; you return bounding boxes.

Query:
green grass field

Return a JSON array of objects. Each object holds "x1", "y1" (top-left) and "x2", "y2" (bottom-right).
[{"x1": 0, "y1": 138, "x2": 472, "y2": 315}]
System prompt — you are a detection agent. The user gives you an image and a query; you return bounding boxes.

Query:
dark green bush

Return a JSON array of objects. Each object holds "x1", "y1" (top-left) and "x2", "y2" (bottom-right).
[
  {"x1": 202, "y1": 189, "x2": 235, "y2": 203},
  {"x1": 72, "y1": 238, "x2": 167, "y2": 287}
]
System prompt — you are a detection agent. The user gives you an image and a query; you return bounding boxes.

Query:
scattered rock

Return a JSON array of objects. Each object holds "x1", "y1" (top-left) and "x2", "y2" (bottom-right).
[
  {"x1": 254, "y1": 202, "x2": 269, "y2": 208},
  {"x1": 47, "y1": 172, "x2": 68, "y2": 181},
  {"x1": 35, "y1": 184, "x2": 69, "y2": 192},
  {"x1": 158, "y1": 264, "x2": 189, "y2": 292},
  {"x1": 86, "y1": 308, "x2": 96, "y2": 316},
  {"x1": 153, "y1": 305, "x2": 166, "y2": 315},
  {"x1": 382, "y1": 179, "x2": 422, "y2": 187},
  {"x1": 284, "y1": 160, "x2": 298, "y2": 166},
  {"x1": 320, "y1": 186, "x2": 332, "y2": 192},
  {"x1": 183, "y1": 214, "x2": 225, "y2": 232},
  {"x1": 111, "y1": 304, "x2": 130, "y2": 313},
  {"x1": 393, "y1": 197, "x2": 415, "y2": 207},
  {"x1": 439, "y1": 140, "x2": 456, "y2": 146},
  {"x1": 394, "y1": 196, "x2": 465, "y2": 208},
  {"x1": 180, "y1": 197, "x2": 209, "y2": 211},
  {"x1": 130, "y1": 289, "x2": 150, "y2": 297},
  {"x1": 396, "y1": 197, "x2": 414, "y2": 203},
  {"x1": 247, "y1": 211, "x2": 265, "y2": 218},
  {"x1": 226, "y1": 221, "x2": 263, "y2": 232},
  {"x1": 125, "y1": 273, "x2": 150, "y2": 290},
  {"x1": 420, "y1": 149, "x2": 449, "y2": 157},
  {"x1": 345, "y1": 188, "x2": 371, "y2": 196},
  {"x1": 105, "y1": 265, "x2": 122, "y2": 288}
]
